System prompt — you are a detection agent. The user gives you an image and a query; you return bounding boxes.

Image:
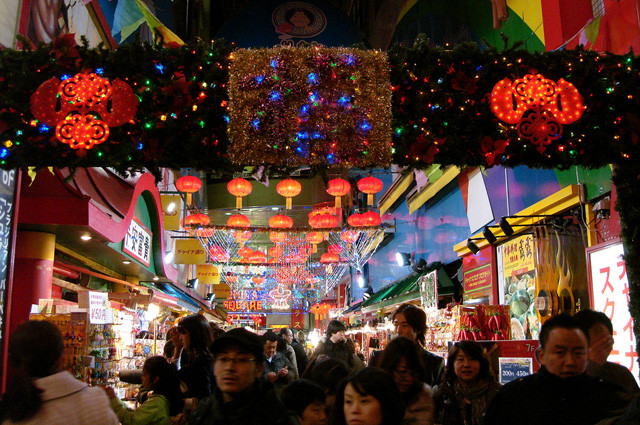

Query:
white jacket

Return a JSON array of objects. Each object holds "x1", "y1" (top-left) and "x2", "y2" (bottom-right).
[{"x1": 3, "y1": 371, "x2": 119, "y2": 425}]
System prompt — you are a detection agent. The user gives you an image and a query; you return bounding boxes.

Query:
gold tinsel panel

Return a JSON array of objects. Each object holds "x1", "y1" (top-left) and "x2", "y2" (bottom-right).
[{"x1": 228, "y1": 46, "x2": 392, "y2": 168}]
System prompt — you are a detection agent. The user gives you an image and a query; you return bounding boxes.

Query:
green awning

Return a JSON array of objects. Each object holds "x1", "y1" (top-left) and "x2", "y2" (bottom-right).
[{"x1": 361, "y1": 267, "x2": 456, "y2": 313}]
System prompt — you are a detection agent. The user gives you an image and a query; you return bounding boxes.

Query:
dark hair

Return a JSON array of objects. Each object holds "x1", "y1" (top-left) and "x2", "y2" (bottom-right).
[
  {"x1": 443, "y1": 340, "x2": 494, "y2": 384},
  {"x1": 262, "y1": 330, "x2": 278, "y2": 345},
  {"x1": 279, "y1": 327, "x2": 293, "y2": 337},
  {"x1": 210, "y1": 322, "x2": 225, "y2": 340},
  {"x1": 326, "y1": 320, "x2": 347, "y2": 339},
  {"x1": 539, "y1": 313, "x2": 587, "y2": 349},
  {"x1": 574, "y1": 309, "x2": 613, "y2": 337},
  {"x1": 276, "y1": 336, "x2": 288, "y2": 353},
  {"x1": 393, "y1": 303, "x2": 427, "y2": 346},
  {"x1": 177, "y1": 314, "x2": 213, "y2": 357},
  {"x1": 142, "y1": 356, "x2": 184, "y2": 416},
  {"x1": 281, "y1": 379, "x2": 326, "y2": 418},
  {"x1": 332, "y1": 367, "x2": 405, "y2": 425},
  {"x1": 379, "y1": 337, "x2": 426, "y2": 385},
  {"x1": 1, "y1": 320, "x2": 65, "y2": 421},
  {"x1": 164, "y1": 339, "x2": 175, "y2": 359},
  {"x1": 302, "y1": 355, "x2": 349, "y2": 395}
]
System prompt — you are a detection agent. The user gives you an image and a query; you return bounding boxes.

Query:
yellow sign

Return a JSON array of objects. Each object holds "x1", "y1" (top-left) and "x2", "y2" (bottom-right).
[
  {"x1": 196, "y1": 264, "x2": 220, "y2": 285},
  {"x1": 212, "y1": 283, "x2": 231, "y2": 299},
  {"x1": 501, "y1": 234, "x2": 535, "y2": 277},
  {"x1": 161, "y1": 195, "x2": 181, "y2": 231},
  {"x1": 174, "y1": 239, "x2": 207, "y2": 264}
]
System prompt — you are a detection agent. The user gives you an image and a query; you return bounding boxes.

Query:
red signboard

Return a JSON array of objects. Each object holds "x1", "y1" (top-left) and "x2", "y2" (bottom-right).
[
  {"x1": 463, "y1": 246, "x2": 497, "y2": 303},
  {"x1": 291, "y1": 308, "x2": 305, "y2": 329}
]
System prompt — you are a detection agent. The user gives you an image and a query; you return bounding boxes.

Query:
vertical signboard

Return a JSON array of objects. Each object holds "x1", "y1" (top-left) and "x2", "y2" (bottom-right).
[
  {"x1": 0, "y1": 169, "x2": 17, "y2": 383},
  {"x1": 587, "y1": 240, "x2": 638, "y2": 384},
  {"x1": 122, "y1": 217, "x2": 152, "y2": 267}
]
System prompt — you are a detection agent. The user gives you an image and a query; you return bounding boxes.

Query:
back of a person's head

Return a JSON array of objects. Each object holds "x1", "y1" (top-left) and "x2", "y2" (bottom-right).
[
  {"x1": 333, "y1": 367, "x2": 405, "y2": 425},
  {"x1": 296, "y1": 330, "x2": 306, "y2": 342},
  {"x1": 302, "y1": 356, "x2": 349, "y2": 395},
  {"x1": 393, "y1": 303, "x2": 427, "y2": 345},
  {"x1": 210, "y1": 322, "x2": 225, "y2": 340},
  {"x1": 443, "y1": 340, "x2": 493, "y2": 383},
  {"x1": 142, "y1": 356, "x2": 184, "y2": 416},
  {"x1": 177, "y1": 314, "x2": 213, "y2": 355},
  {"x1": 574, "y1": 308, "x2": 613, "y2": 337},
  {"x1": 2, "y1": 320, "x2": 65, "y2": 422},
  {"x1": 539, "y1": 313, "x2": 586, "y2": 348},
  {"x1": 326, "y1": 320, "x2": 347, "y2": 339},
  {"x1": 281, "y1": 379, "x2": 325, "y2": 418},
  {"x1": 379, "y1": 336, "x2": 426, "y2": 378}
]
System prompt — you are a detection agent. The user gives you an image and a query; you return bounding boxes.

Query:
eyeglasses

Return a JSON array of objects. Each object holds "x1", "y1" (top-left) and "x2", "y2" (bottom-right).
[{"x1": 215, "y1": 356, "x2": 256, "y2": 366}]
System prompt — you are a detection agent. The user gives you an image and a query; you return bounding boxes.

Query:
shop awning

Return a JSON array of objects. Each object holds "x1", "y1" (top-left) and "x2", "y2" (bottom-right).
[
  {"x1": 342, "y1": 301, "x2": 362, "y2": 315},
  {"x1": 361, "y1": 267, "x2": 455, "y2": 313}
]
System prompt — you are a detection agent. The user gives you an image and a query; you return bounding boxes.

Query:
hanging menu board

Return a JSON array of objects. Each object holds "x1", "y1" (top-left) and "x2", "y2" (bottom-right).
[{"x1": 0, "y1": 169, "x2": 17, "y2": 369}]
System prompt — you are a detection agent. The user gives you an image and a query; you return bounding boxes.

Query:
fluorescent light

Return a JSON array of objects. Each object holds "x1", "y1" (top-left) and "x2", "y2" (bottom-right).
[
  {"x1": 166, "y1": 202, "x2": 176, "y2": 213},
  {"x1": 122, "y1": 260, "x2": 131, "y2": 265},
  {"x1": 80, "y1": 234, "x2": 92, "y2": 241},
  {"x1": 153, "y1": 276, "x2": 159, "y2": 281},
  {"x1": 164, "y1": 251, "x2": 174, "y2": 264}
]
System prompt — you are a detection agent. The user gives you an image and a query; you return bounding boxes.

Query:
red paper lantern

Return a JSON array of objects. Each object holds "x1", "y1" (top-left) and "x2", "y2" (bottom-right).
[
  {"x1": 269, "y1": 214, "x2": 293, "y2": 228},
  {"x1": 357, "y1": 176, "x2": 383, "y2": 206},
  {"x1": 276, "y1": 178, "x2": 302, "y2": 209},
  {"x1": 189, "y1": 213, "x2": 210, "y2": 226},
  {"x1": 340, "y1": 230, "x2": 359, "y2": 244},
  {"x1": 182, "y1": 214, "x2": 199, "y2": 227},
  {"x1": 196, "y1": 227, "x2": 215, "y2": 237},
  {"x1": 270, "y1": 232, "x2": 287, "y2": 244},
  {"x1": 249, "y1": 250, "x2": 267, "y2": 264},
  {"x1": 252, "y1": 276, "x2": 265, "y2": 285},
  {"x1": 268, "y1": 246, "x2": 284, "y2": 258},
  {"x1": 306, "y1": 232, "x2": 324, "y2": 253},
  {"x1": 176, "y1": 176, "x2": 202, "y2": 205},
  {"x1": 328, "y1": 244, "x2": 343, "y2": 254},
  {"x1": 227, "y1": 178, "x2": 253, "y2": 209},
  {"x1": 312, "y1": 213, "x2": 338, "y2": 228},
  {"x1": 238, "y1": 246, "x2": 253, "y2": 257},
  {"x1": 225, "y1": 273, "x2": 238, "y2": 283},
  {"x1": 208, "y1": 245, "x2": 228, "y2": 262},
  {"x1": 227, "y1": 214, "x2": 250, "y2": 228},
  {"x1": 320, "y1": 252, "x2": 340, "y2": 264},
  {"x1": 361, "y1": 211, "x2": 381, "y2": 226},
  {"x1": 326, "y1": 178, "x2": 351, "y2": 208},
  {"x1": 347, "y1": 213, "x2": 364, "y2": 227},
  {"x1": 234, "y1": 230, "x2": 253, "y2": 243}
]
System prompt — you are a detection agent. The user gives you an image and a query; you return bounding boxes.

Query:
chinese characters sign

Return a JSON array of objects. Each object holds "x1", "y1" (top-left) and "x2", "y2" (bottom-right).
[
  {"x1": 0, "y1": 169, "x2": 17, "y2": 364},
  {"x1": 588, "y1": 241, "x2": 638, "y2": 382},
  {"x1": 123, "y1": 217, "x2": 152, "y2": 267},
  {"x1": 419, "y1": 270, "x2": 438, "y2": 310}
]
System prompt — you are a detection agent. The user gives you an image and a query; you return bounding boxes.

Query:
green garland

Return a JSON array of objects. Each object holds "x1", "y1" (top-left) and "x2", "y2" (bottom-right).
[{"x1": 2, "y1": 36, "x2": 640, "y2": 367}]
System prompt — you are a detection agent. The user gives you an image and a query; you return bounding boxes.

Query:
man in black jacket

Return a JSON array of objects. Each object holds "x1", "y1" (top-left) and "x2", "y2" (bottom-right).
[
  {"x1": 280, "y1": 327, "x2": 308, "y2": 375},
  {"x1": 484, "y1": 314, "x2": 630, "y2": 425},
  {"x1": 188, "y1": 328, "x2": 295, "y2": 425}
]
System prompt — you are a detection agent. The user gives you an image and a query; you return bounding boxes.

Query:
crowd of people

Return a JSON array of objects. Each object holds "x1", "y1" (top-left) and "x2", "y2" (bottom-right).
[{"x1": 0, "y1": 304, "x2": 639, "y2": 425}]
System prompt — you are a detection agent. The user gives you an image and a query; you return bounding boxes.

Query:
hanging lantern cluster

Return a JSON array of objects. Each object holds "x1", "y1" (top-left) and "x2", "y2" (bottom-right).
[
  {"x1": 227, "y1": 177, "x2": 253, "y2": 209},
  {"x1": 347, "y1": 211, "x2": 381, "y2": 227}
]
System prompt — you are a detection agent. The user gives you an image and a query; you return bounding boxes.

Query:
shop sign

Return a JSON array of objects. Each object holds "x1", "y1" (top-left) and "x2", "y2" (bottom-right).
[
  {"x1": 291, "y1": 308, "x2": 305, "y2": 329},
  {"x1": 88, "y1": 291, "x2": 111, "y2": 324},
  {"x1": 464, "y1": 264, "x2": 493, "y2": 302},
  {"x1": 223, "y1": 299, "x2": 264, "y2": 312},
  {"x1": 212, "y1": 283, "x2": 231, "y2": 299},
  {"x1": 123, "y1": 217, "x2": 152, "y2": 267},
  {"x1": 588, "y1": 241, "x2": 638, "y2": 382},
  {"x1": 419, "y1": 270, "x2": 438, "y2": 309},
  {"x1": 196, "y1": 264, "x2": 220, "y2": 285},
  {"x1": 161, "y1": 195, "x2": 181, "y2": 231},
  {"x1": 499, "y1": 357, "x2": 533, "y2": 384},
  {"x1": 0, "y1": 169, "x2": 17, "y2": 354},
  {"x1": 174, "y1": 239, "x2": 206, "y2": 264},
  {"x1": 501, "y1": 234, "x2": 535, "y2": 277},
  {"x1": 337, "y1": 284, "x2": 346, "y2": 309}
]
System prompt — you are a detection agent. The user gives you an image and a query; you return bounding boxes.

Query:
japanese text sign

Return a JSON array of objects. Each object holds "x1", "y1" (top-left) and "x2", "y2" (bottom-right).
[
  {"x1": 174, "y1": 239, "x2": 207, "y2": 264},
  {"x1": 123, "y1": 217, "x2": 152, "y2": 267}
]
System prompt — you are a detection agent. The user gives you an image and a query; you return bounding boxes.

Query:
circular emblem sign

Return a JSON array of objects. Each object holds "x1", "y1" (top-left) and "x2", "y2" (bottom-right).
[{"x1": 272, "y1": 2, "x2": 327, "y2": 39}]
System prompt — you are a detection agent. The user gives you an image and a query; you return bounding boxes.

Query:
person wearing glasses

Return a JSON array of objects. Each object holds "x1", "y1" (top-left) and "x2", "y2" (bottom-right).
[{"x1": 188, "y1": 328, "x2": 296, "y2": 425}]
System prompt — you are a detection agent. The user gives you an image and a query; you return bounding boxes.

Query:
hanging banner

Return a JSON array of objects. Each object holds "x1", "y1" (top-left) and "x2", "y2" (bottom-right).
[
  {"x1": 212, "y1": 283, "x2": 231, "y2": 299},
  {"x1": 419, "y1": 270, "x2": 438, "y2": 309},
  {"x1": 587, "y1": 240, "x2": 639, "y2": 384},
  {"x1": 196, "y1": 264, "x2": 220, "y2": 285},
  {"x1": 174, "y1": 239, "x2": 207, "y2": 264}
]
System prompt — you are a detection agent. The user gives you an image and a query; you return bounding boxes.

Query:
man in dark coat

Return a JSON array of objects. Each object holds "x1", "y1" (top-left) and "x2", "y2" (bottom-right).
[
  {"x1": 484, "y1": 314, "x2": 630, "y2": 425},
  {"x1": 280, "y1": 327, "x2": 308, "y2": 375},
  {"x1": 188, "y1": 328, "x2": 295, "y2": 425},
  {"x1": 262, "y1": 330, "x2": 296, "y2": 391},
  {"x1": 311, "y1": 320, "x2": 364, "y2": 372}
]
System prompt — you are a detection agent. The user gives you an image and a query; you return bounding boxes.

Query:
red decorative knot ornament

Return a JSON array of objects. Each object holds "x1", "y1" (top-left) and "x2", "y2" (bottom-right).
[
  {"x1": 490, "y1": 73, "x2": 585, "y2": 153},
  {"x1": 276, "y1": 178, "x2": 302, "y2": 209},
  {"x1": 30, "y1": 72, "x2": 137, "y2": 156},
  {"x1": 227, "y1": 178, "x2": 252, "y2": 209}
]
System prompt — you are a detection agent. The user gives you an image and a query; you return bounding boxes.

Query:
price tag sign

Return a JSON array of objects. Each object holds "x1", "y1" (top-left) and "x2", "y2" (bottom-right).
[
  {"x1": 499, "y1": 357, "x2": 533, "y2": 384},
  {"x1": 88, "y1": 291, "x2": 111, "y2": 324}
]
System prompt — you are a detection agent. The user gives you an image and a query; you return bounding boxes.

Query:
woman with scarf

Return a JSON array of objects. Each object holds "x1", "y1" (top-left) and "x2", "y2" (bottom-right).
[{"x1": 432, "y1": 341, "x2": 500, "y2": 425}]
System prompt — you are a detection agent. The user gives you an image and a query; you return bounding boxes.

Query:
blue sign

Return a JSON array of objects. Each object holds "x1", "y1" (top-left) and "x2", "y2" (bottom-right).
[{"x1": 499, "y1": 357, "x2": 533, "y2": 384}]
